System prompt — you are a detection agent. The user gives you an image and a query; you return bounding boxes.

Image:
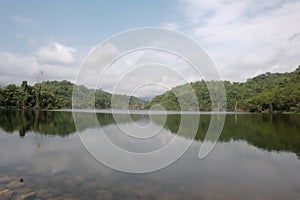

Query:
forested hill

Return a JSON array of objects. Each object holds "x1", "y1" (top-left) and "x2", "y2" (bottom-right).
[
  {"x1": 0, "y1": 80, "x2": 145, "y2": 109},
  {"x1": 0, "y1": 66, "x2": 299, "y2": 112},
  {"x1": 147, "y1": 66, "x2": 300, "y2": 113}
]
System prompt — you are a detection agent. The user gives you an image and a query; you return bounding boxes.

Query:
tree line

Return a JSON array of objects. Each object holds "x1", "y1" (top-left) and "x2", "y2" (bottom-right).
[
  {"x1": 147, "y1": 65, "x2": 300, "y2": 113},
  {"x1": 0, "y1": 80, "x2": 145, "y2": 110},
  {"x1": 0, "y1": 65, "x2": 299, "y2": 112}
]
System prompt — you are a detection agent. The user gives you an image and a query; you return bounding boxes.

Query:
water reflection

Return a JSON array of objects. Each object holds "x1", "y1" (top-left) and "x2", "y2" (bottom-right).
[
  {"x1": 0, "y1": 110, "x2": 299, "y2": 157},
  {"x1": 0, "y1": 110, "x2": 300, "y2": 199},
  {"x1": 0, "y1": 110, "x2": 76, "y2": 137}
]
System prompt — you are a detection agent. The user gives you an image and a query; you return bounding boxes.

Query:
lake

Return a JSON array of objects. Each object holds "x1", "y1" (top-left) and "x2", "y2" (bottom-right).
[{"x1": 0, "y1": 110, "x2": 300, "y2": 199}]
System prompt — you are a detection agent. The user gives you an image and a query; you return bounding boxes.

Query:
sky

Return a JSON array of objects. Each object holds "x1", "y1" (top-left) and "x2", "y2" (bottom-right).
[{"x1": 0, "y1": 0, "x2": 299, "y2": 96}]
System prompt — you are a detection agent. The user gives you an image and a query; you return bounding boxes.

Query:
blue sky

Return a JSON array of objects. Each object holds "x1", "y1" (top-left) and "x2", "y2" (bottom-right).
[
  {"x1": 0, "y1": 0, "x2": 177, "y2": 52},
  {"x1": 0, "y1": 0, "x2": 300, "y2": 95}
]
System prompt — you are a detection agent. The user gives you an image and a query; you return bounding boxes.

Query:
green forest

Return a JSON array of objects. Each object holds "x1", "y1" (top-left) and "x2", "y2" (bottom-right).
[
  {"x1": 0, "y1": 80, "x2": 145, "y2": 110},
  {"x1": 0, "y1": 65, "x2": 299, "y2": 113},
  {"x1": 148, "y1": 65, "x2": 300, "y2": 113}
]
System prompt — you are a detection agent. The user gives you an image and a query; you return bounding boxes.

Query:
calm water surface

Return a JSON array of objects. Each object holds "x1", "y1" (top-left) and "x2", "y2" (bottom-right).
[{"x1": 0, "y1": 110, "x2": 300, "y2": 199}]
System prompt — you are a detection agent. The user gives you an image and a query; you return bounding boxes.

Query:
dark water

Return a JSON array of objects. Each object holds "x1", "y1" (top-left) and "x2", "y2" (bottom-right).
[{"x1": 0, "y1": 110, "x2": 300, "y2": 199}]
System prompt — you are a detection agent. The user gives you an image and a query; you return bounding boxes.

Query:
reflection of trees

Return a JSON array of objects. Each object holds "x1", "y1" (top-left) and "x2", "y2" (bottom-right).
[
  {"x1": 33, "y1": 133, "x2": 43, "y2": 149},
  {"x1": 0, "y1": 110, "x2": 148, "y2": 137},
  {"x1": 158, "y1": 114, "x2": 300, "y2": 157},
  {"x1": 0, "y1": 110, "x2": 76, "y2": 137},
  {"x1": 0, "y1": 110, "x2": 299, "y2": 157}
]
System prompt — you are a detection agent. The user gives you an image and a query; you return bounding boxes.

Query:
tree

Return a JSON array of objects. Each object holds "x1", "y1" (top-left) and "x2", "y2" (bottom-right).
[{"x1": 34, "y1": 70, "x2": 45, "y2": 109}]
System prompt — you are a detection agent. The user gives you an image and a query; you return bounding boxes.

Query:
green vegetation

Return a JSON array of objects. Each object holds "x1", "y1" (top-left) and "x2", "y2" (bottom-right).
[
  {"x1": 0, "y1": 65, "x2": 299, "y2": 112},
  {"x1": 147, "y1": 65, "x2": 300, "y2": 113},
  {"x1": 0, "y1": 80, "x2": 145, "y2": 110}
]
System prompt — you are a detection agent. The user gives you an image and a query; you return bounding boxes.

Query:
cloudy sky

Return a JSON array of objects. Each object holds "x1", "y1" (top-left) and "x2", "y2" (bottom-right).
[{"x1": 0, "y1": 0, "x2": 299, "y2": 96}]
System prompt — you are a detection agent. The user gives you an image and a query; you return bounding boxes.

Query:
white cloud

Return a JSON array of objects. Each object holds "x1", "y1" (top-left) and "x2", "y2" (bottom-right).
[
  {"x1": 16, "y1": 32, "x2": 37, "y2": 46},
  {"x1": 85, "y1": 43, "x2": 119, "y2": 67},
  {"x1": 0, "y1": 43, "x2": 79, "y2": 86},
  {"x1": 177, "y1": 0, "x2": 300, "y2": 81},
  {"x1": 160, "y1": 23, "x2": 181, "y2": 30},
  {"x1": 0, "y1": 51, "x2": 39, "y2": 84},
  {"x1": 75, "y1": 43, "x2": 120, "y2": 88},
  {"x1": 98, "y1": 49, "x2": 202, "y2": 96},
  {"x1": 10, "y1": 15, "x2": 37, "y2": 28},
  {"x1": 37, "y1": 42, "x2": 76, "y2": 65},
  {"x1": 0, "y1": 45, "x2": 201, "y2": 97}
]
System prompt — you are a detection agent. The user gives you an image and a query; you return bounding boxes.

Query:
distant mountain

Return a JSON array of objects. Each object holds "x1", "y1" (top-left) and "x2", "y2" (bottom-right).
[{"x1": 138, "y1": 96, "x2": 155, "y2": 102}]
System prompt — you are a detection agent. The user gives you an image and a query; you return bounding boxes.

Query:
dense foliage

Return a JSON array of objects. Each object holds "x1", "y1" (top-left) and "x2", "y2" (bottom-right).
[
  {"x1": 147, "y1": 66, "x2": 300, "y2": 113},
  {"x1": 0, "y1": 66, "x2": 299, "y2": 112},
  {"x1": 0, "y1": 80, "x2": 145, "y2": 110}
]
